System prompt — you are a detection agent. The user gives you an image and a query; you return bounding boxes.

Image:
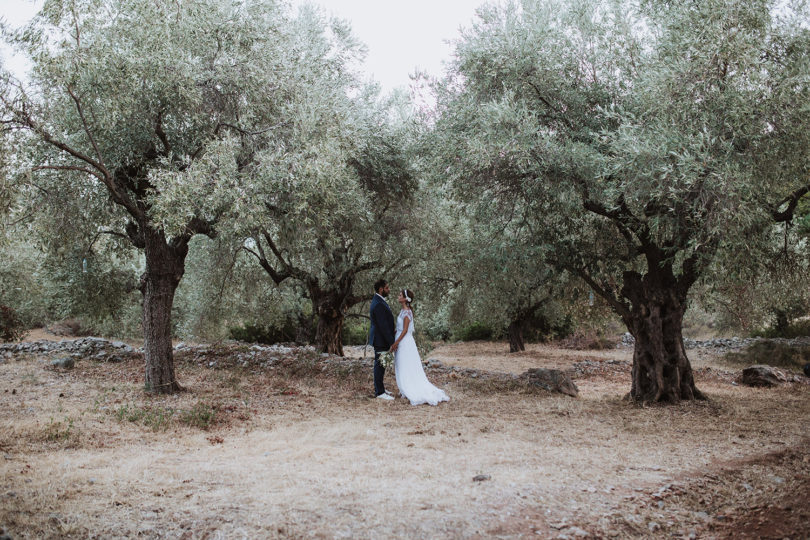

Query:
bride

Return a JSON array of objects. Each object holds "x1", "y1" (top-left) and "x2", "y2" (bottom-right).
[{"x1": 390, "y1": 289, "x2": 449, "y2": 406}]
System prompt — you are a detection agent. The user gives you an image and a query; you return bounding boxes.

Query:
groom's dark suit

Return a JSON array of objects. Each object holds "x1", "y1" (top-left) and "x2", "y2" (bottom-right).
[{"x1": 369, "y1": 293, "x2": 395, "y2": 396}]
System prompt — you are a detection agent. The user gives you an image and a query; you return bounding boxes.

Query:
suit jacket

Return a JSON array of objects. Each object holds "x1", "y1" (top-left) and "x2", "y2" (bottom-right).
[{"x1": 369, "y1": 294, "x2": 395, "y2": 351}]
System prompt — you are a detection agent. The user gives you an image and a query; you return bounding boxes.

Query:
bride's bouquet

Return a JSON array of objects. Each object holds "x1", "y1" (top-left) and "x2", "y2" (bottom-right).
[{"x1": 378, "y1": 351, "x2": 395, "y2": 370}]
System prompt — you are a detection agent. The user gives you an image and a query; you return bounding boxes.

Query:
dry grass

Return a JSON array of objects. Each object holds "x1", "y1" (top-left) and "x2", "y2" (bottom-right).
[{"x1": 1, "y1": 338, "x2": 809, "y2": 539}]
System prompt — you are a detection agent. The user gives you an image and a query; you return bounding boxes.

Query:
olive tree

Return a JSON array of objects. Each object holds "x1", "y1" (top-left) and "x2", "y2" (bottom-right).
[
  {"x1": 430, "y1": 0, "x2": 810, "y2": 402},
  {"x1": 241, "y1": 100, "x2": 417, "y2": 355},
  {"x1": 429, "y1": 199, "x2": 573, "y2": 352},
  {"x1": 0, "y1": 0, "x2": 308, "y2": 392},
  {"x1": 226, "y1": 11, "x2": 417, "y2": 356}
]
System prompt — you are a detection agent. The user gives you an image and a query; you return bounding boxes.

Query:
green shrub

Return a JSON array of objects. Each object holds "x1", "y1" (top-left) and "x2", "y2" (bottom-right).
[
  {"x1": 420, "y1": 304, "x2": 451, "y2": 341},
  {"x1": 724, "y1": 341, "x2": 810, "y2": 372},
  {"x1": 753, "y1": 319, "x2": 810, "y2": 339},
  {"x1": 0, "y1": 304, "x2": 26, "y2": 342},
  {"x1": 342, "y1": 319, "x2": 369, "y2": 346},
  {"x1": 525, "y1": 313, "x2": 575, "y2": 343},
  {"x1": 229, "y1": 321, "x2": 298, "y2": 344},
  {"x1": 454, "y1": 322, "x2": 494, "y2": 341}
]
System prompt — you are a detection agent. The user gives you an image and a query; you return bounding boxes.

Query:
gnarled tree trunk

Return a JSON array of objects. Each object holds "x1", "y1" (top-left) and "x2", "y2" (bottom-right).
[
  {"x1": 621, "y1": 269, "x2": 704, "y2": 403},
  {"x1": 312, "y1": 293, "x2": 345, "y2": 356},
  {"x1": 140, "y1": 226, "x2": 187, "y2": 394},
  {"x1": 508, "y1": 320, "x2": 526, "y2": 353}
]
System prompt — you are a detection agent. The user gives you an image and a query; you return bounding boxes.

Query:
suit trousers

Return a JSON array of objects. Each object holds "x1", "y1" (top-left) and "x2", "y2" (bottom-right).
[{"x1": 373, "y1": 348, "x2": 387, "y2": 396}]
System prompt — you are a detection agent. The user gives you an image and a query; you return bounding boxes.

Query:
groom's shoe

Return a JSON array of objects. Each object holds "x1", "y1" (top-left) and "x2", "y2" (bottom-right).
[
  {"x1": 384, "y1": 390, "x2": 393, "y2": 396},
  {"x1": 376, "y1": 393, "x2": 394, "y2": 400}
]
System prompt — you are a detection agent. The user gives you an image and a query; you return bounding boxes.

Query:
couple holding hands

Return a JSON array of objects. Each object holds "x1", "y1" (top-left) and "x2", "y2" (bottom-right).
[{"x1": 369, "y1": 279, "x2": 449, "y2": 406}]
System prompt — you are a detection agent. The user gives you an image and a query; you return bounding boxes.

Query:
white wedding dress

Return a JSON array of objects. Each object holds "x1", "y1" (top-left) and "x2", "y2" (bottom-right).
[{"x1": 394, "y1": 309, "x2": 449, "y2": 406}]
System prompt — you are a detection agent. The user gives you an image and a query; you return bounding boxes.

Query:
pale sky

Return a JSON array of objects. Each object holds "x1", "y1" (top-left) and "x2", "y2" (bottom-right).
[{"x1": 1, "y1": 0, "x2": 486, "y2": 92}]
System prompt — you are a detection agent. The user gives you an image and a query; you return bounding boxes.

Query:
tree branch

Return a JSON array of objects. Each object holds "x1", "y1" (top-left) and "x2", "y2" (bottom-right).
[
  {"x1": 66, "y1": 85, "x2": 109, "y2": 178},
  {"x1": 524, "y1": 80, "x2": 574, "y2": 130},
  {"x1": 771, "y1": 183, "x2": 810, "y2": 223},
  {"x1": 574, "y1": 268, "x2": 631, "y2": 320},
  {"x1": 215, "y1": 121, "x2": 286, "y2": 137},
  {"x1": 155, "y1": 109, "x2": 170, "y2": 157},
  {"x1": 245, "y1": 235, "x2": 291, "y2": 285},
  {"x1": 1, "y1": 90, "x2": 143, "y2": 219},
  {"x1": 31, "y1": 165, "x2": 104, "y2": 182}
]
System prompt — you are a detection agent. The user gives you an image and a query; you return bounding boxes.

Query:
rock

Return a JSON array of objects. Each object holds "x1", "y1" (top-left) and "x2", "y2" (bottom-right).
[
  {"x1": 522, "y1": 368, "x2": 579, "y2": 397},
  {"x1": 425, "y1": 358, "x2": 443, "y2": 368},
  {"x1": 563, "y1": 526, "x2": 589, "y2": 538},
  {"x1": 51, "y1": 357, "x2": 75, "y2": 369},
  {"x1": 472, "y1": 474, "x2": 491, "y2": 482},
  {"x1": 741, "y1": 365, "x2": 799, "y2": 387}
]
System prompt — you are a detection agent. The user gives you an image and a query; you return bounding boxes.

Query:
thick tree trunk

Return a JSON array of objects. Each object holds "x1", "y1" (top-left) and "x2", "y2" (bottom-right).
[
  {"x1": 623, "y1": 273, "x2": 704, "y2": 403},
  {"x1": 313, "y1": 295, "x2": 345, "y2": 356},
  {"x1": 140, "y1": 227, "x2": 186, "y2": 394},
  {"x1": 508, "y1": 320, "x2": 526, "y2": 353},
  {"x1": 774, "y1": 309, "x2": 789, "y2": 333}
]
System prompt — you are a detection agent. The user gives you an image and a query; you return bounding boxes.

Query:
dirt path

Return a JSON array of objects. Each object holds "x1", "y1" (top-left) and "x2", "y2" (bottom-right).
[{"x1": 1, "y1": 339, "x2": 808, "y2": 538}]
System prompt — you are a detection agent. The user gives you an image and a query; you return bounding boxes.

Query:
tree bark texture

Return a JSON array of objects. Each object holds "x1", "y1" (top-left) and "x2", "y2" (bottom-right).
[
  {"x1": 313, "y1": 293, "x2": 345, "y2": 356},
  {"x1": 621, "y1": 269, "x2": 704, "y2": 403},
  {"x1": 508, "y1": 320, "x2": 526, "y2": 353},
  {"x1": 140, "y1": 226, "x2": 187, "y2": 394}
]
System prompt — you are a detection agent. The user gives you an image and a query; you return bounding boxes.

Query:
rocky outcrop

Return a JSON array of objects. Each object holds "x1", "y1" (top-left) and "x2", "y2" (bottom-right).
[
  {"x1": 521, "y1": 368, "x2": 579, "y2": 397},
  {"x1": 741, "y1": 365, "x2": 802, "y2": 387}
]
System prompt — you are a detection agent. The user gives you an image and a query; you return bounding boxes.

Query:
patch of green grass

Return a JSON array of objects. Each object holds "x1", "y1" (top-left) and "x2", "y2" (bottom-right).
[
  {"x1": 114, "y1": 403, "x2": 175, "y2": 431},
  {"x1": 179, "y1": 402, "x2": 217, "y2": 430},
  {"x1": 44, "y1": 416, "x2": 75, "y2": 442}
]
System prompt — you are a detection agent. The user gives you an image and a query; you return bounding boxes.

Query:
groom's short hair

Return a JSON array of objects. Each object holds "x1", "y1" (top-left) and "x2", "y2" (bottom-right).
[{"x1": 373, "y1": 279, "x2": 387, "y2": 293}]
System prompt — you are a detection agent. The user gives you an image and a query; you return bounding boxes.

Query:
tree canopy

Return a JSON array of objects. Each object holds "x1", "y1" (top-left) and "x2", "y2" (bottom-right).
[
  {"x1": 0, "y1": 0, "x2": 368, "y2": 391},
  {"x1": 428, "y1": 0, "x2": 810, "y2": 401}
]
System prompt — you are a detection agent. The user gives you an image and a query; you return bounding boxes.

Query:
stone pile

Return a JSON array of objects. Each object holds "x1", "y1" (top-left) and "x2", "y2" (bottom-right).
[
  {"x1": 0, "y1": 337, "x2": 136, "y2": 364},
  {"x1": 571, "y1": 358, "x2": 631, "y2": 378},
  {"x1": 619, "y1": 333, "x2": 810, "y2": 352}
]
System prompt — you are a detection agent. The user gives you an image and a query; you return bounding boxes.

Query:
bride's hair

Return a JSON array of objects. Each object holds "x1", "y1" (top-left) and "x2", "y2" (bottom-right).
[{"x1": 402, "y1": 289, "x2": 415, "y2": 313}]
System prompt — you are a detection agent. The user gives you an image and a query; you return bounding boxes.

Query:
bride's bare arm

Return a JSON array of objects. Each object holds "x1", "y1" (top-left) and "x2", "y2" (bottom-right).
[{"x1": 390, "y1": 315, "x2": 411, "y2": 352}]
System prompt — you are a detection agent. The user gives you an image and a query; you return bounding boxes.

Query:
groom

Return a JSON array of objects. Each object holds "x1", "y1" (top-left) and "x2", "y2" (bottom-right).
[{"x1": 369, "y1": 279, "x2": 395, "y2": 400}]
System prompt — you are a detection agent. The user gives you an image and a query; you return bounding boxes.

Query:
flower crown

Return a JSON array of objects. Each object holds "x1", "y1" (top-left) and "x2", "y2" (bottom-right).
[{"x1": 403, "y1": 291, "x2": 412, "y2": 303}]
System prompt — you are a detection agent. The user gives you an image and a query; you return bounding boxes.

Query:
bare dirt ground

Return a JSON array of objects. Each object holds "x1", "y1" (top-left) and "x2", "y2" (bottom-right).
[{"x1": 1, "y1": 334, "x2": 809, "y2": 539}]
